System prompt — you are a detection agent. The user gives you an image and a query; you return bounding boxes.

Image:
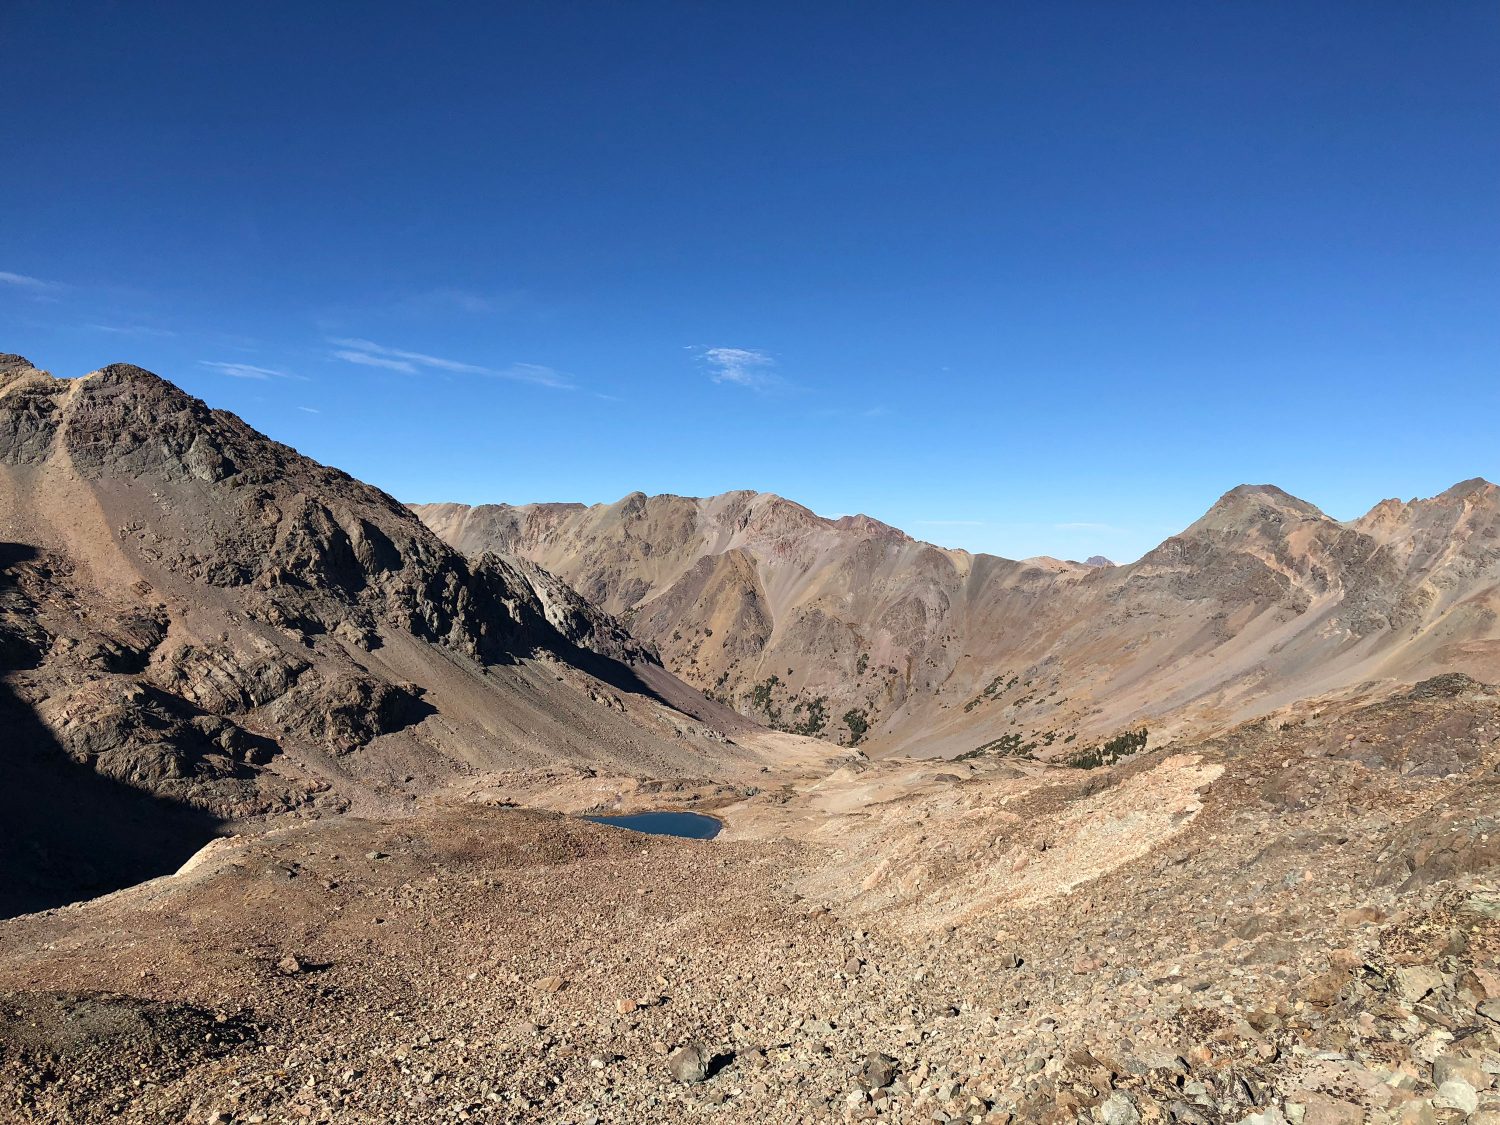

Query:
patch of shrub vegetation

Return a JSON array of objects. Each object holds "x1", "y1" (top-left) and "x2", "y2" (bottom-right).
[
  {"x1": 964, "y1": 671, "x2": 1015, "y2": 712},
  {"x1": 842, "y1": 708, "x2": 870, "y2": 745},
  {"x1": 1066, "y1": 727, "x2": 1148, "y2": 770},
  {"x1": 748, "y1": 675, "x2": 782, "y2": 723},
  {"x1": 955, "y1": 732, "x2": 1038, "y2": 761},
  {"x1": 791, "y1": 696, "x2": 828, "y2": 736}
]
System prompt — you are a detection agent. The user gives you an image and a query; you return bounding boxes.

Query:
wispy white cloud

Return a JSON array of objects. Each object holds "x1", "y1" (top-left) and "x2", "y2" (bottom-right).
[
  {"x1": 0, "y1": 271, "x2": 61, "y2": 292},
  {"x1": 297, "y1": 406, "x2": 321, "y2": 414},
  {"x1": 334, "y1": 349, "x2": 416, "y2": 373},
  {"x1": 697, "y1": 346, "x2": 785, "y2": 390},
  {"x1": 200, "y1": 360, "x2": 307, "y2": 381},
  {"x1": 86, "y1": 323, "x2": 176, "y2": 338},
  {"x1": 330, "y1": 338, "x2": 486, "y2": 374},
  {"x1": 328, "y1": 338, "x2": 574, "y2": 389},
  {"x1": 505, "y1": 362, "x2": 573, "y2": 388}
]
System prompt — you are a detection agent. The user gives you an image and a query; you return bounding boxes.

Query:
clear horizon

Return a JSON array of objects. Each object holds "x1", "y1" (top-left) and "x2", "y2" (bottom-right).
[{"x1": 3, "y1": 3, "x2": 1496, "y2": 563}]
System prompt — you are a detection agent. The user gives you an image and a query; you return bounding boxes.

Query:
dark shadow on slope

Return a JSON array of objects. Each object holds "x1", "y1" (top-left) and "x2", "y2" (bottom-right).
[
  {"x1": 526, "y1": 626, "x2": 763, "y2": 735},
  {"x1": 0, "y1": 544, "x2": 226, "y2": 919},
  {"x1": 0, "y1": 684, "x2": 229, "y2": 920},
  {"x1": 542, "y1": 633, "x2": 674, "y2": 704}
]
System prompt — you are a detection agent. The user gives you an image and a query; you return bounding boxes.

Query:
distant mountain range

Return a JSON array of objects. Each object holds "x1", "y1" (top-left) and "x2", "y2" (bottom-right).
[
  {"x1": 6, "y1": 346, "x2": 1496, "y2": 915},
  {"x1": 414, "y1": 477, "x2": 1500, "y2": 756}
]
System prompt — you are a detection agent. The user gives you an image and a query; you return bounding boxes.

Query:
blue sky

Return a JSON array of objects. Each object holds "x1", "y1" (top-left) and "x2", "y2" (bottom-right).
[{"x1": 2, "y1": 2, "x2": 1496, "y2": 562}]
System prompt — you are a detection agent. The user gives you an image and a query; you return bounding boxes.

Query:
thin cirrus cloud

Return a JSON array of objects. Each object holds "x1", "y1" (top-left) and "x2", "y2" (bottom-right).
[
  {"x1": 334, "y1": 349, "x2": 417, "y2": 373},
  {"x1": 697, "y1": 346, "x2": 787, "y2": 391},
  {"x1": 0, "y1": 270, "x2": 63, "y2": 301},
  {"x1": 329, "y1": 338, "x2": 574, "y2": 389},
  {"x1": 87, "y1": 323, "x2": 177, "y2": 338},
  {"x1": 0, "y1": 270, "x2": 61, "y2": 292},
  {"x1": 200, "y1": 360, "x2": 307, "y2": 381}
]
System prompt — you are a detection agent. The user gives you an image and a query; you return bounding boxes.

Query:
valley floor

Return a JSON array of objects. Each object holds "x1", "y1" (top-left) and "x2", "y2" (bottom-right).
[{"x1": 1, "y1": 678, "x2": 1498, "y2": 1124}]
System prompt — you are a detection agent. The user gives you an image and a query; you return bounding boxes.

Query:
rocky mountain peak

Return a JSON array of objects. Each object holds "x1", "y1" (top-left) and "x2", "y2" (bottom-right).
[
  {"x1": 0, "y1": 353, "x2": 40, "y2": 376},
  {"x1": 1437, "y1": 476, "x2": 1497, "y2": 504},
  {"x1": 832, "y1": 513, "x2": 912, "y2": 540},
  {"x1": 0, "y1": 354, "x2": 50, "y2": 396},
  {"x1": 1184, "y1": 483, "x2": 1331, "y2": 541},
  {"x1": 1354, "y1": 478, "x2": 1500, "y2": 545}
]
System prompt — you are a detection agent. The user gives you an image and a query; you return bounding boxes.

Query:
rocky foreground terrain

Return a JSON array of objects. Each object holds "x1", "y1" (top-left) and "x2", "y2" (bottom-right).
[
  {"x1": 1, "y1": 354, "x2": 1497, "y2": 1124},
  {"x1": 414, "y1": 479, "x2": 1500, "y2": 758},
  {"x1": 1, "y1": 674, "x2": 1497, "y2": 1124}
]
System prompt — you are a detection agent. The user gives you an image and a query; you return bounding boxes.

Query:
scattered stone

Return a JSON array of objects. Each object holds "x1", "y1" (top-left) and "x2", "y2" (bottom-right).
[
  {"x1": 1101, "y1": 1092, "x2": 1140, "y2": 1125},
  {"x1": 1393, "y1": 966, "x2": 1444, "y2": 1004},
  {"x1": 1300, "y1": 1094, "x2": 1362, "y2": 1125},
  {"x1": 1435, "y1": 1079, "x2": 1478, "y2": 1115},
  {"x1": 1458, "y1": 891, "x2": 1500, "y2": 921},
  {"x1": 1236, "y1": 1108, "x2": 1289, "y2": 1125},
  {"x1": 668, "y1": 1042, "x2": 711, "y2": 1084},
  {"x1": 861, "y1": 1052, "x2": 897, "y2": 1090},
  {"x1": 1433, "y1": 1056, "x2": 1490, "y2": 1090}
]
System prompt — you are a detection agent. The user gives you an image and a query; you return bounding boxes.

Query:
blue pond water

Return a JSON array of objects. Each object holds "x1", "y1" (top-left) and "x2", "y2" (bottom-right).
[{"x1": 583, "y1": 811, "x2": 722, "y2": 840}]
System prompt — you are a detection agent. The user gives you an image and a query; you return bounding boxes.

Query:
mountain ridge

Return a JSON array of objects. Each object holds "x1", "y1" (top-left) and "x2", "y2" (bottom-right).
[
  {"x1": 0, "y1": 354, "x2": 774, "y2": 915},
  {"x1": 413, "y1": 477, "x2": 1500, "y2": 756}
]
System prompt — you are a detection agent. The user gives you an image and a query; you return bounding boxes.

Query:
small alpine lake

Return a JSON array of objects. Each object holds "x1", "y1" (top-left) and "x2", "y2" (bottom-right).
[{"x1": 582, "y1": 811, "x2": 722, "y2": 840}]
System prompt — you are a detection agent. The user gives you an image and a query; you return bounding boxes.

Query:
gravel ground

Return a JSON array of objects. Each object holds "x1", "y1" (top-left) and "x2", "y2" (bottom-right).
[{"x1": 1, "y1": 678, "x2": 1498, "y2": 1124}]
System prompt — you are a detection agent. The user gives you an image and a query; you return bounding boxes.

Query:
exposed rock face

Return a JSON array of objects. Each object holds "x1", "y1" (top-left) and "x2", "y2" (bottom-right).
[
  {"x1": 0, "y1": 356, "x2": 757, "y2": 915},
  {"x1": 414, "y1": 480, "x2": 1500, "y2": 756}
]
